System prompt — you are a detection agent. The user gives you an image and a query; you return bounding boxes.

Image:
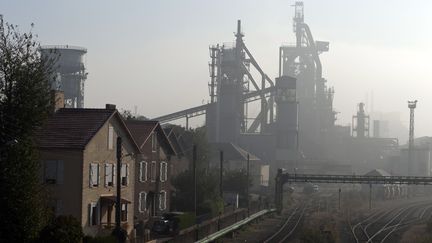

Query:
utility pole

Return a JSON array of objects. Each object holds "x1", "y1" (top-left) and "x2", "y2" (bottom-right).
[
  {"x1": 113, "y1": 136, "x2": 126, "y2": 243},
  {"x1": 408, "y1": 100, "x2": 417, "y2": 176},
  {"x1": 219, "y1": 150, "x2": 223, "y2": 199},
  {"x1": 246, "y1": 153, "x2": 250, "y2": 217},
  {"x1": 192, "y1": 145, "x2": 198, "y2": 241},
  {"x1": 193, "y1": 145, "x2": 197, "y2": 216},
  {"x1": 369, "y1": 184, "x2": 372, "y2": 210}
]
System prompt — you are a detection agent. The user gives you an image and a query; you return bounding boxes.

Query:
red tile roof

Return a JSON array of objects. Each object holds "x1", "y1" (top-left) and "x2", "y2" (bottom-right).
[{"x1": 36, "y1": 108, "x2": 116, "y2": 149}]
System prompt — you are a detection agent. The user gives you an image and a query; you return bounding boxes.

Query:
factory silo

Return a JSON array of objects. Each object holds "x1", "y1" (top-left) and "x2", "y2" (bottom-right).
[{"x1": 40, "y1": 45, "x2": 87, "y2": 108}]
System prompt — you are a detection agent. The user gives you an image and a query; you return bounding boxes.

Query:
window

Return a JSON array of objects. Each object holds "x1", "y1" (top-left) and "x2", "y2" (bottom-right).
[
  {"x1": 121, "y1": 163, "x2": 129, "y2": 186},
  {"x1": 150, "y1": 161, "x2": 157, "y2": 182},
  {"x1": 89, "y1": 163, "x2": 100, "y2": 187},
  {"x1": 160, "y1": 161, "x2": 167, "y2": 182},
  {"x1": 139, "y1": 161, "x2": 147, "y2": 182},
  {"x1": 44, "y1": 160, "x2": 64, "y2": 184},
  {"x1": 108, "y1": 125, "x2": 114, "y2": 150},
  {"x1": 159, "y1": 190, "x2": 166, "y2": 210},
  {"x1": 121, "y1": 204, "x2": 128, "y2": 221},
  {"x1": 89, "y1": 202, "x2": 99, "y2": 226},
  {"x1": 151, "y1": 132, "x2": 157, "y2": 152},
  {"x1": 105, "y1": 163, "x2": 115, "y2": 187},
  {"x1": 138, "y1": 191, "x2": 147, "y2": 213}
]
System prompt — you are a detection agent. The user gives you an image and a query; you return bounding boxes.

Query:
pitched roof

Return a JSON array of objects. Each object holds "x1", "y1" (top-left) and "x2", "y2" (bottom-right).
[
  {"x1": 36, "y1": 108, "x2": 116, "y2": 149},
  {"x1": 364, "y1": 169, "x2": 391, "y2": 177},
  {"x1": 36, "y1": 108, "x2": 140, "y2": 152},
  {"x1": 125, "y1": 120, "x2": 175, "y2": 155}
]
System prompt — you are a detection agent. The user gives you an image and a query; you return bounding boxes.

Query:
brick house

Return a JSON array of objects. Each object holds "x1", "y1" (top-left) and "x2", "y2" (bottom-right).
[
  {"x1": 124, "y1": 120, "x2": 175, "y2": 226},
  {"x1": 36, "y1": 104, "x2": 140, "y2": 236}
]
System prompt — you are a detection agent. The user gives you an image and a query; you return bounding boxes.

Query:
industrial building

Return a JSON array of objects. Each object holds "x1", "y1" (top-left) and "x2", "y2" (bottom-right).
[
  {"x1": 151, "y1": 1, "x2": 408, "y2": 186},
  {"x1": 40, "y1": 45, "x2": 88, "y2": 108}
]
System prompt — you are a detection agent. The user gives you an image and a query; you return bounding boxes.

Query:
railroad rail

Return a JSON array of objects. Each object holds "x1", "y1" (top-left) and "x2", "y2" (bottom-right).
[
  {"x1": 350, "y1": 199, "x2": 432, "y2": 243},
  {"x1": 263, "y1": 202, "x2": 307, "y2": 243}
]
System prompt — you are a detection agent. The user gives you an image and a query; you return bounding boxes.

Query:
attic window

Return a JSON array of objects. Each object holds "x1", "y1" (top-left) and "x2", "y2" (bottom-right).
[
  {"x1": 108, "y1": 125, "x2": 114, "y2": 150},
  {"x1": 151, "y1": 132, "x2": 157, "y2": 152}
]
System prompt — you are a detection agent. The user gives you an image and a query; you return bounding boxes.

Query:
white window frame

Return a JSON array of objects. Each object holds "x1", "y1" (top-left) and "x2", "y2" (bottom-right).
[
  {"x1": 139, "y1": 161, "x2": 148, "y2": 182},
  {"x1": 160, "y1": 161, "x2": 168, "y2": 182},
  {"x1": 138, "y1": 191, "x2": 147, "y2": 213},
  {"x1": 121, "y1": 163, "x2": 129, "y2": 186},
  {"x1": 108, "y1": 125, "x2": 114, "y2": 150},
  {"x1": 151, "y1": 161, "x2": 157, "y2": 182},
  {"x1": 104, "y1": 163, "x2": 115, "y2": 187},
  {"x1": 159, "y1": 190, "x2": 167, "y2": 210},
  {"x1": 89, "y1": 163, "x2": 100, "y2": 188},
  {"x1": 151, "y1": 132, "x2": 157, "y2": 152}
]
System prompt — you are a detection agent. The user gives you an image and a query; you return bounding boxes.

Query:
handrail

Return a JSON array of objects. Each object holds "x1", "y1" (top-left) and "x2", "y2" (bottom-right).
[
  {"x1": 40, "y1": 45, "x2": 87, "y2": 52},
  {"x1": 195, "y1": 208, "x2": 276, "y2": 243}
]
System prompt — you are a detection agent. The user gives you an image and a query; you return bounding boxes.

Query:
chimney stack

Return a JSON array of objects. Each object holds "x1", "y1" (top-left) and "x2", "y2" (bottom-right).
[
  {"x1": 51, "y1": 90, "x2": 65, "y2": 112},
  {"x1": 106, "y1": 104, "x2": 116, "y2": 110}
]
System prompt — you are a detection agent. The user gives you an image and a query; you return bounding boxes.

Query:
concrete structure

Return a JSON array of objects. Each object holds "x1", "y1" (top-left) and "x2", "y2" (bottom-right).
[
  {"x1": 36, "y1": 103, "x2": 140, "y2": 236},
  {"x1": 40, "y1": 45, "x2": 87, "y2": 108}
]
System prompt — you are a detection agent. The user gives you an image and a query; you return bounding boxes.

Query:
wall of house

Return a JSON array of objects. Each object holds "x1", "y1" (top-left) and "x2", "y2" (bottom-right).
[
  {"x1": 40, "y1": 149, "x2": 83, "y2": 221},
  {"x1": 82, "y1": 117, "x2": 136, "y2": 236},
  {"x1": 134, "y1": 130, "x2": 172, "y2": 225}
]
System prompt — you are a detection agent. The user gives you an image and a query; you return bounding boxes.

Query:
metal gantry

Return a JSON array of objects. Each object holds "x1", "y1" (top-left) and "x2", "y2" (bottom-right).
[{"x1": 275, "y1": 169, "x2": 432, "y2": 212}]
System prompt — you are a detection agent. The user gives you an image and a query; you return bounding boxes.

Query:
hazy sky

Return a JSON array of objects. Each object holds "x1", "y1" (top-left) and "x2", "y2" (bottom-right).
[{"x1": 3, "y1": 0, "x2": 432, "y2": 137}]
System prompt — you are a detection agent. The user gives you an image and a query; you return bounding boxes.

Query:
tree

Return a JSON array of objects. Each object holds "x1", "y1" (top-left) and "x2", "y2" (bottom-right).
[
  {"x1": 38, "y1": 215, "x2": 83, "y2": 243},
  {"x1": 0, "y1": 16, "x2": 53, "y2": 242}
]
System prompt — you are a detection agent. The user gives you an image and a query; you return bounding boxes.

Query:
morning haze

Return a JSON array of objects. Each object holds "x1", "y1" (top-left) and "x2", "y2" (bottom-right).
[{"x1": 2, "y1": 1, "x2": 432, "y2": 242}]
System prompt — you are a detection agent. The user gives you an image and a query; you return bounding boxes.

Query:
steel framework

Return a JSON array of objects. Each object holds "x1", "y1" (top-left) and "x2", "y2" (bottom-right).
[{"x1": 275, "y1": 169, "x2": 432, "y2": 212}]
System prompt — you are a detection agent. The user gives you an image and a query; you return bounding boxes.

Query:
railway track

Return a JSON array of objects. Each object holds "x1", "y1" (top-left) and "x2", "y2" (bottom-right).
[
  {"x1": 263, "y1": 202, "x2": 307, "y2": 243},
  {"x1": 350, "y1": 199, "x2": 432, "y2": 243}
]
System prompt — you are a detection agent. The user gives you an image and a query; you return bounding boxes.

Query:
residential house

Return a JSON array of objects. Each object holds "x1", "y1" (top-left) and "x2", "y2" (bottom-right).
[
  {"x1": 124, "y1": 120, "x2": 175, "y2": 227},
  {"x1": 36, "y1": 104, "x2": 140, "y2": 236}
]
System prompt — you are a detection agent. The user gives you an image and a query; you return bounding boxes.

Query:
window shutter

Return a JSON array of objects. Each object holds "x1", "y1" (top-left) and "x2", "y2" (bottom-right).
[
  {"x1": 104, "y1": 164, "x2": 109, "y2": 187},
  {"x1": 126, "y1": 164, "x2": 129, "y2": 185},
  {"x1": 89, "y1": 164, "x2": 93, "y2": 188},
  {"x1": 139, "y1": 162, "x2": 143, "y2": 182},
  {"x1": 144, "y1": 162, "x2": 148, "y2": 181},
  {"x1": 96, "y1": 164, "x2": 100, "y2": 186},
  {"x1": 138, "y1": 192, "x2": 143, "y2": 212},
  {"x1": 57, "y1": 160, "x2": 64, "y2": 185},
  {"x1": 160, "y1": 163, "x2": 163, "y2": 182},
  {"x1": 113, "y1": 164, "x2": 116, "y2": 186},
  {"x1": 164, "y1": 162, "x2": 168, "y2": 182}
]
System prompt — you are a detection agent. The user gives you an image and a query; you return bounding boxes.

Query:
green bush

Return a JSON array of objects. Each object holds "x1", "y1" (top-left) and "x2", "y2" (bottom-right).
[
  {"x1": 38, "y1": 215, "x2": 83, "y2": 243},
  {"x1": 83, "y1": 235, "x2": 117, "y2": 243}
]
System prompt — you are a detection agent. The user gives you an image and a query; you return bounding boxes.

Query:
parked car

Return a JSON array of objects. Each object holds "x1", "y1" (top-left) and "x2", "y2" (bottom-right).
[{"x1": 151, "y1": 212, "x2": 181, "y2": 235}]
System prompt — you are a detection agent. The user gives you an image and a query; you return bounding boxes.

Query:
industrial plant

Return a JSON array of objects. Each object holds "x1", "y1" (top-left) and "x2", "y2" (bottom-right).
[{"x1": 5, "y1": 1, "x2": 432, "y2": 242}]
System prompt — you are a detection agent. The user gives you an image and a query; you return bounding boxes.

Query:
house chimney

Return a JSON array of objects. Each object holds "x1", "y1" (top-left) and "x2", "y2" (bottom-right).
[
  {"x1": 51, "y1": 90, "x2": 65, "y2": 112},
  {"x1": 106, "y1": 104, "x2": 116, "y2": 110}
]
